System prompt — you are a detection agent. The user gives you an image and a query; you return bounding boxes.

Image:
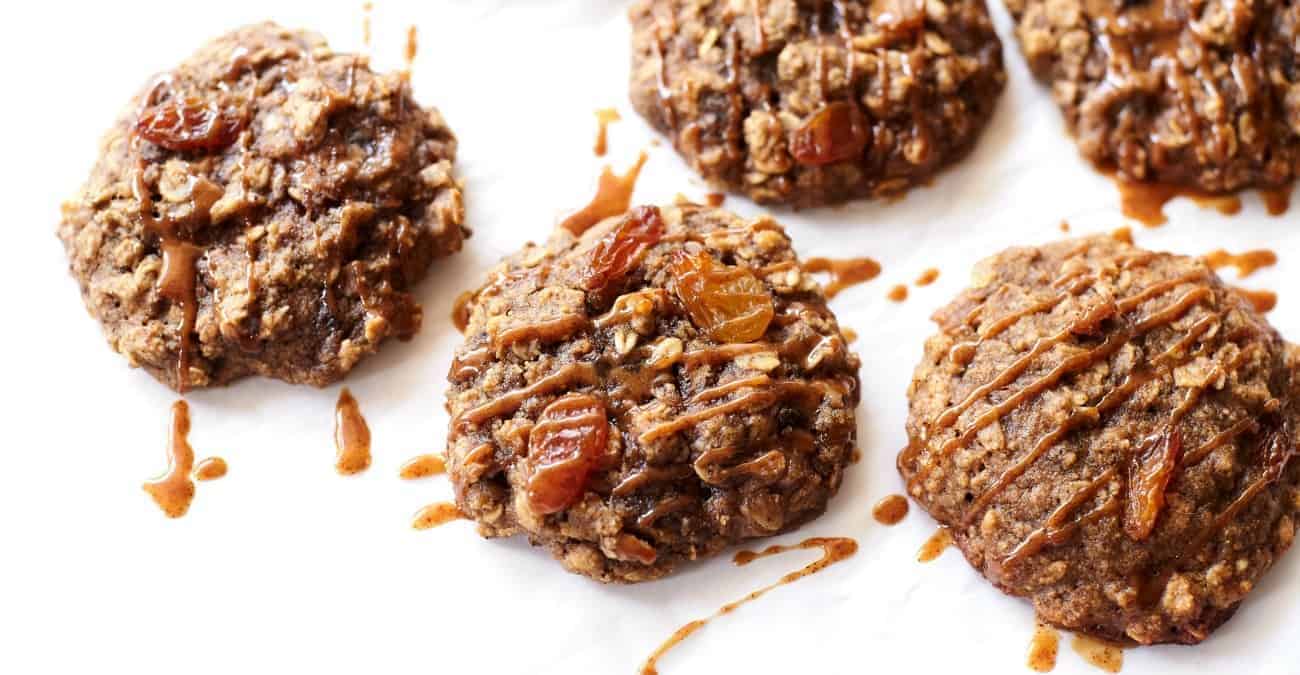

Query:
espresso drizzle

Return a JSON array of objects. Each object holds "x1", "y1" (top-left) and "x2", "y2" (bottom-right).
[
  {"x1": 334, "y1": 388, "x2": 372, "y2": 475},
  {"x1": 399, "y1": 454, "x2": 446, "y2": 479},
  {"x1": 558, "y1": 152, "x2": 649, "y2": 236},
  {"x1": 640, "y1": 537, "x2": 858, "y2": 675},
  {"x1": 594, "y1": 108, "x2": 622, "y2": 157},
  {"x1": 412, "y1": 502, "x2": 462, "y2": 530},
  {"x1": 802, "y1": 257, "x2": 882, "y2": 299},
  {"x1": 144, "y1": 400, "x2": 198, "y2": 518}
]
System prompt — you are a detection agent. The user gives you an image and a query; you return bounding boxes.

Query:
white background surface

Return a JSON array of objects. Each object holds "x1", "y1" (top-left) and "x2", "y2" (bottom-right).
[{"x1": 1, "y1": 1, "x2": 1297, "y2": 673}]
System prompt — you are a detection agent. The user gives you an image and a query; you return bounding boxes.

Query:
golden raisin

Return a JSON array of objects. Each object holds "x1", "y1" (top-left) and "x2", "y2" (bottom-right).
[
  {"x1": 1124, "y1": 429, "x2": 1181, "y2": 541},
  {"x1": 790, "y1": 101, "x2": 871, "y2": 166},
  {"x1": 136, "y1": 96, "x2": 245, "y2": 152},
  {"x1": 525, "y1": 393, "x2": 610, "y2": 514},
  {"x1": 582, "y1": 205, "x2": 666, "y2": 294},
  {"x1": 669, "y1": 250, "x2": 775, "y2": 343}
]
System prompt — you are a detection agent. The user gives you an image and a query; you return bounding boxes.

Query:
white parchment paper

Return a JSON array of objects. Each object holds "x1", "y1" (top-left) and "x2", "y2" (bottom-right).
[{"x1": 2, "y1": 1, "x2": 1297, "y2": 673}]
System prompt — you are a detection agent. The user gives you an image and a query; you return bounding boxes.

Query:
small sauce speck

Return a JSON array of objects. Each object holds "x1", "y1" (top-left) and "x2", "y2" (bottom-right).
[
  {"x1": 887, "y1": 284, "x2": 908, "y2": 302},
  {"x1": 559, "y1": 152, "x2": 649, "y2": 235},
  {"x1": 872, "y1": 494, "x2": 909, "y2": 525},
  {"x1": 334, "y1": 388, "x2": 372, "y2": 475},
  {"x1": 841, "y1": 327, "x2": 858, "y2": 342},
  {"x1": 1234, "y1": 287, "x2": 1277, "y2": 313},
  {"x1": 915, "y1": 268, "x2": 940, "y2": 287},
  {"x1": 705, "y1": 192, "x2": 726, "y2": 207},
  {"x1": 412, "y1": 502, "x2": 462, "y2": 530},
  {"x1": 1111, "y1": 226, "x2": 1134, "y2": 245},
  {"x1": 362, "y1": 2, "x2": 373, "y2": 47},
  {"x1": 803, "y1": 257, "x2": 882, "y2": 299},
  {"x1": 193, "y1": 457, "x2": 228, "y2": 482},
  {"x1": 144, "y1": 400, "x2": 198, "y2": 518},
  {"x1": 1059, "y1": 220, "x2": 1071, "y2": 233},
  {"x1": 399, "y1": 454, "x2": 446, "y2": 480},
  {"x1": 1203, "y1": 249, "x2": 1277, "y2": 278},
  {"x1": 594, "y1": 108, "x2": 621, "y2": 157},
  {"x1": 642, "y1": 538, "x2": 858, "y2": 675},
  {"x1": 1070, "y1": 634, "x2": 1124, "y2": 673},
  {"x1": 1027, "y1": 623, "x2": 1060, "y2": 672},
  {"x1": 917, "y1": 527, "x2": 953, "y2": 562}
]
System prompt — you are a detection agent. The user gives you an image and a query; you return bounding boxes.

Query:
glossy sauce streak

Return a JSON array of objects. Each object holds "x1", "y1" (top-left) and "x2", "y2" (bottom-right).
[
  {"x1": 917, "y1": 527, "x2": 953, "y2": 562},
  {"x1": 872, "y1": 494, "x2": 909, "y2": 525},
  {"x1": 1234, "y1": 287, "x2": 1277, "y2": 313},
  {"x1": 1203, "y1": 248, "x2": 1277, "y2": 278},
  {"x1": 915, "y1": 268, "x2": 940, "y2": 286},
  {"x1": 559, "y1": 152, "x2": 649, "y2": 235},
  {"x1": 1261, "y1": 186, "x2": 1293, "y2": 216},
  {"x1": 334, "y1": 388, "x2": 372, "y2": 475},
  {"x1": 802, "y1": 257, "x2": 881, "y2": 299},
  {"x1": 1070, "y1": 634, "x2": 1123, "y2": 673},
  {"x1": 1027, "y1": 623, "x2": 1060, "y2": 672},
  {"x1": 144, "y1": 400, "x2": 197, "y2": 518},
  {"x1": 412, "y1": 502, "x2": 462, "y2": 530},
  {"x1": 132, "y1": 170, "x2": 201, "y2": 392},
  {"x1": 594, "y1": 108, "x2": 621, "y2": 157},
  {"x1": 399, "y1": 454, "x2": 446, "y2": 480},
  {"x1": 451, "y1": 290, "x2": 474, "y2": 334},
  {"x1": 193, "y1": 457, "x2": 228, "y2": 481},
  {"x1": 887, "y1": 284, "x2": 909, "y2": 302},
  {"x1": 1116, "y1": 179, "x2": 1242, "y2": 227},
  {"x1": 641, "y1": 538, "x2": 858, "y2": 675},
  {"x1": 404, "y1": 25, "x2": 418, "y2": 69}
]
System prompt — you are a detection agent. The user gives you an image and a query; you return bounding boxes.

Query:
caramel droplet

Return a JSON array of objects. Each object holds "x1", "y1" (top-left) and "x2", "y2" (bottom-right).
[
  {"x1": 1070, "y1": 634, "x2": 1124, "y2": 673},
  {"x1": 399, "y1": 454, "x2": 446, "y2": 480},
  {"x1": 193, "y1": 457, "x2": 228, "y2": 481},
  {"x1": 559, "y1": 152, "x2": 649, "y2": 236},
  {"x1": 917, "y1": 527, "x2": 952, "y2": 562},
  {"x1": 802, "y1": 257, "x2": 881, "y2": 299},
  {"x1": 1027, "y1": 623, "x2": 1060, "y2": 673},
  {"x1": 1202, "y1": 248, "x2": 1277, "y2": 278},
  {"x1": 412, "y1": 502, "x2": 462, "y2": 530},
  {"x1": 1233, "y1": 287, "x2": 1277, "y2": 314},
  {"x1": 915, "y1": 268, "x2": 940, "y2": 287},
  {"x1": 872, "y1": 494, "x2": 909, "y2": 525},
  {"x1": 334, "y1": 388, "x2": 372, "y2": 475},
  {"x1": 887, "y1": 284, "x2": 909, "y2": 302},
  {"x1": 144, "y1": 400, "x2": 197, "y2": 518},
  {"x1": 594, "y1": 108, "x2": 621, "y2": 157},
  {"x1": 1111, "y1": 226, "x2": 1134, "y2": 245}
]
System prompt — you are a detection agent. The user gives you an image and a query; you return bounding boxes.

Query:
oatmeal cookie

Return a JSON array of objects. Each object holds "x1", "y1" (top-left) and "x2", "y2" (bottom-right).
[
  {"x1": 1004, "y1": 0, "x2": 1300, "y2": 192},
  {"x1": 57, "y1": 23, "x2": 467, "y2": 391},
  {"x1": 900, "y1": 235, "x2": 1300, "y2": 644},
  {"x1": 446, "y1": 204, "x2": 860, "y2": 581},
  {"x1": 629, "y1": 0, "x2": 1006, "y2": 207}
]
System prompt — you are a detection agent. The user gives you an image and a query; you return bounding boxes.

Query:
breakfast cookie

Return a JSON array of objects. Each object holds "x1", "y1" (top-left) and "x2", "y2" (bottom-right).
[
  {"x1": 57, "y1": 23, "x2": 467, "y2": 391},
  {"x1": 1005, "y1": 0, "x2": 1300, "y2": 192},
  {"x1": 446, "y1": 204, "x2": 860, "y2": 582},
  {"x1": 629, "y1": 0, "x2": 1006, "y2": 207},
  {"x1": 900, "y1": 235, "x2": 1300, "y2": 644}
]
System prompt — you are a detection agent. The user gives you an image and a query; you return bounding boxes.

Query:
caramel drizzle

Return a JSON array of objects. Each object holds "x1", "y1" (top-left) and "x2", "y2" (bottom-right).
[
  {"x1": 1180, "y1": 417, "x2": 1258, "y2": 468},
  {"x1": 1203, "y1": 248, "x2": 1277, "y2": 278},
  {"x1": 143, "y1": 400, "x2": 198, "y2": 518},
  {"x1": 491, "y1": 314, "x2": 591, "y2": 354},
  {"x1": 962, "y1": 312, "x2": 1219, "y2": 528},
  {"x1": 452, "y1": 362, "x2": 598, "y2": 431},
  {"x1": 802, "y1": 257, "x2": 882, "y2": 299},
  {"x1": 612, "y1": 465, "x2": 693, "y2": 497},
  {"x1": 558, "y1": 152, "x2": 649, "y2": 236},
  {"x1": 193, "y1": 457, "x2": 228, "y2": 481},
  {"x1": 640, "y1": 538, "x2": 857, "y2": 675},
  {"x1": 594, "y1": 289, "x2": 668, "y2": 328},
  {"x1": 680, "y1": 343, "x2": 773, "y2": 367},
  {"x1": 132, "y1": 169, "x2": 201, "y2": 391},
  {"x1": 594, "y1": 108, "x2": 621, "y2": 157},
  {"x1": 932, "y1": 275, "x2": 1208, "y2": 436},
  {"x1": 998, "y1": 468, "x2": 1120, "y2": 569},
  {"x1": 449, "y1": 346, "x2": 490, "y2": 383},
  {"x1": 639, "y1": 380, "x2": 822, "y2": 444}
]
